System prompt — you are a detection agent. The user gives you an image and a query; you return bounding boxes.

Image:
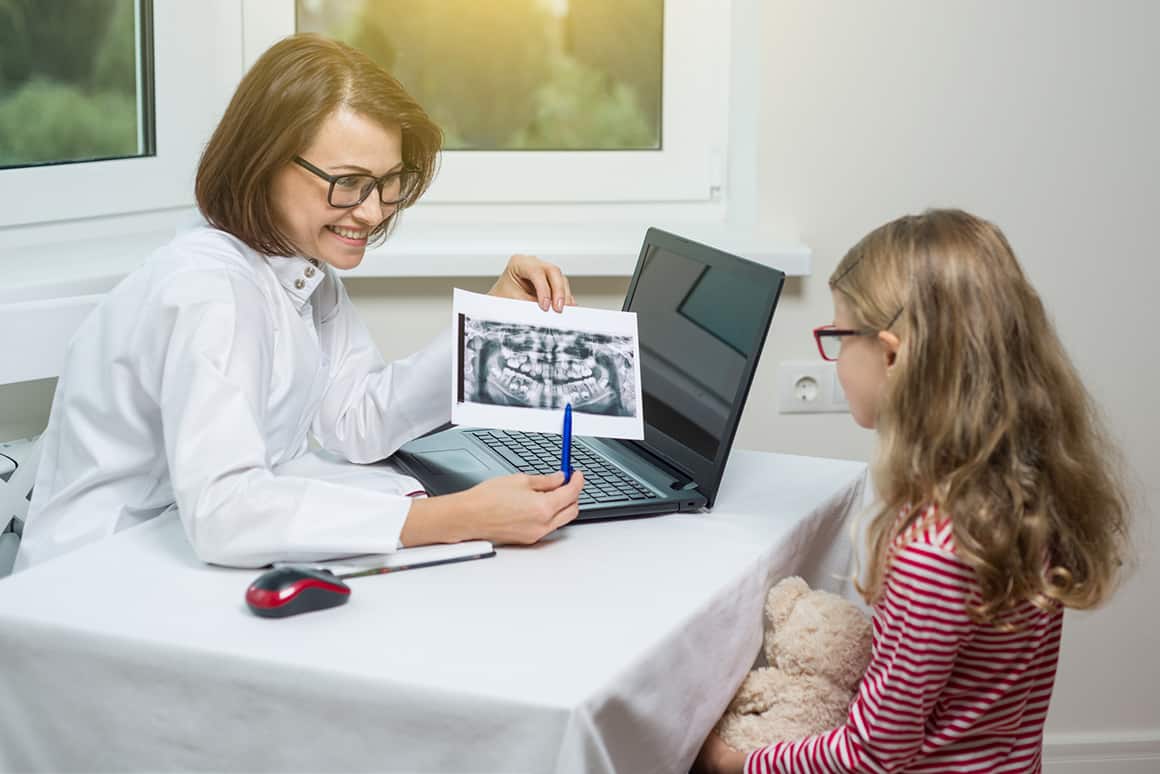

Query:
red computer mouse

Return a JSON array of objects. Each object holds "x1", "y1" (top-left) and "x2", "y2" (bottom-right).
[{"x1": 245, "y1": 566, "x2": 351, "y2": 618}]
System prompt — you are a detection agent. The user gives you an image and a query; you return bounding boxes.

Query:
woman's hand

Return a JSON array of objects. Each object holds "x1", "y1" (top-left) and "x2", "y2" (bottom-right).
[
  {"x1": 692, "y1": 731, "x2": 746, "y2": 774},
  {"x1": 461, "y1": 470, "x2": 585, "y2": 545},
  {"x1": 489, "y1": 254, "x2": 575, "y2": 312},
  {"x1": 401, "y1": 470, "x2": 585, "y2": 548}
]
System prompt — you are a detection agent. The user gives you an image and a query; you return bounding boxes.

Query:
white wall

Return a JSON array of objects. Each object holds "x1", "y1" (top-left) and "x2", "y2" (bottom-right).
[
  {"x1": 755, "y1": 1, "x2": 1160, "y2": 752},
  {"x1": 1, "y1": 0, "x2": 1156, "y2": 760}
]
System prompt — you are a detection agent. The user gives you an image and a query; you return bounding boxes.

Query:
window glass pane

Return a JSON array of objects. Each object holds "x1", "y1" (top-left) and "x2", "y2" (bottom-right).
[
  {"x1": 296, "y1": 0, "x2": 662, "y2": 151},
  {"x1": 0, "y1": 0, "x2": 154, "y2": 169}
]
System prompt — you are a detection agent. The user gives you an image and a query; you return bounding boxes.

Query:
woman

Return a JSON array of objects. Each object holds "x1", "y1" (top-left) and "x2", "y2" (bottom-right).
[{"x1": 16, "y1": 34, "x2": 584, "y2": 570}]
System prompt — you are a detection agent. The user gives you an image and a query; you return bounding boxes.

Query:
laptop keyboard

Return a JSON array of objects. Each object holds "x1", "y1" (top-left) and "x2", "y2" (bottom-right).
[{"x1": 467, "y1": 430, "x2": 659, "y2": 506}]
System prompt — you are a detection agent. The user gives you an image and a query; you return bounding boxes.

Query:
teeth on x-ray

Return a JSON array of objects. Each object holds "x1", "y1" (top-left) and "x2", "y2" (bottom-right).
[{"x1": 463, "y1": 318, "x2": 636, "y2": 417}]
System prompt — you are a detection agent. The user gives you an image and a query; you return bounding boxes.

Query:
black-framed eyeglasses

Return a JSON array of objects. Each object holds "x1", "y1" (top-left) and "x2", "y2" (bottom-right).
[{"x1": 293, "y1": 156, "x2": 420, "y2": 208}]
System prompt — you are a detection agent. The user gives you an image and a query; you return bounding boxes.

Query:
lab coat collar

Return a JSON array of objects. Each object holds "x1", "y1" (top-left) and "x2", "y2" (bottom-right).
[{"x1": 266, "y1": 255, "x2": 327, "y2": 312}]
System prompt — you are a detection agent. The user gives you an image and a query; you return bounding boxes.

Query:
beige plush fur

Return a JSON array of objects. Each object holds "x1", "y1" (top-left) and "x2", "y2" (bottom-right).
[{"x1": 716, "y1": 577, "x2": 873, "y2": 752}]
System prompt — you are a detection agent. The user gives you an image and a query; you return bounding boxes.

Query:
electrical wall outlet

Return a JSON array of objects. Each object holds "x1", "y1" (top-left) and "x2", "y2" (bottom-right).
[{"x1": 777, "y1": 361, "x2": 848, "y2": 414}]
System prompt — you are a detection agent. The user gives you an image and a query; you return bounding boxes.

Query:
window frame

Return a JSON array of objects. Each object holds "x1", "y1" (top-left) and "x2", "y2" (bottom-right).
[
  {"x1": 241, "y1": 0, "x2": 731, "y2": 205},
  {"x1": 0, "y1": 0, "x2": 806, "y2": 284},
  {"x1": 0, "y1": 1, "x2": 241, "y2": 229}
]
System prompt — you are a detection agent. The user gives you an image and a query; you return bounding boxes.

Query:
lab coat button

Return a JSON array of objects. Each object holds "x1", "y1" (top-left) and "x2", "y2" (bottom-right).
[
  {"x1": 294, "y1": 278, "x2": 306, "y2": 290},
  {"x1": 305, "y1": 267, "x2": 316, "y2": 278}
]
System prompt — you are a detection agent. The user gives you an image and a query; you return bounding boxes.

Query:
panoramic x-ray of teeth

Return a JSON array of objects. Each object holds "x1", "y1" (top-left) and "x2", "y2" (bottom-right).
[{"x1": 462, "y1": 317, "x2": 636, "y2": 416}]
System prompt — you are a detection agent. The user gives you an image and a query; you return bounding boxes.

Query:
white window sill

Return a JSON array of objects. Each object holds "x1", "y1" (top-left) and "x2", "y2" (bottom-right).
[
  {"x1": 0, "y1": 219, "x2": 809, "y2": 302},
  {"x1": 349, "y1": 221, "x2": 810, "y2": 278}
]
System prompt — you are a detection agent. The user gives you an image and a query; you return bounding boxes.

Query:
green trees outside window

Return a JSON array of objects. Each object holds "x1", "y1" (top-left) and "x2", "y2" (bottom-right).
[
  {"x1": 0, "y1": 0, "x2": 151, "y2": 169},
  {"x1": 297, "y1": 0, "x2": 663, "y2": 151}
]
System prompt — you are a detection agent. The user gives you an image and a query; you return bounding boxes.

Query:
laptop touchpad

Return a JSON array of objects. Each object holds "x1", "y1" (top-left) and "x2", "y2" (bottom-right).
[{"x1": 415, "y1": 449, "x2": 491, "y2": 475}]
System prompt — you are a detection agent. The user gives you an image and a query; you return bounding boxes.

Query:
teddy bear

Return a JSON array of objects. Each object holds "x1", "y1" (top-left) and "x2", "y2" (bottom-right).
[{"x1": 715, "y1": 576, "x2": 873, "y2": 752}]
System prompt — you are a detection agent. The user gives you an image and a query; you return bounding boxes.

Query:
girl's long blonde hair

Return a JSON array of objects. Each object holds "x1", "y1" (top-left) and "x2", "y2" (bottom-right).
[{"x1": 835, "y1": 209, "x2": 1129, "y2": 622}]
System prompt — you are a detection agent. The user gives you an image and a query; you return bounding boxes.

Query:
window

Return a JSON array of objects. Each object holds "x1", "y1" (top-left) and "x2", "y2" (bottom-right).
[
  {"x1": 298, "y1": 0, "x2": 662, "y2": 152},
  {"x1": 0, "y1": 0, "x2": 154, "y2": 170},
  {"x1": 245, "y1": 0, "x2": 729, "y2": 204},
  {"x1": 0, "y1": 0, "x2": 773, "y2": 275},
  {"x1": 0, "y1": 1, "x2": 240, "y2": 229}
]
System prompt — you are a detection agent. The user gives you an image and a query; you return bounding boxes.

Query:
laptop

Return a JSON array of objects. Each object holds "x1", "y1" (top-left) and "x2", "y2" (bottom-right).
[{"x1": 391, "y1": 227, "x2": 786, "y2": 520}]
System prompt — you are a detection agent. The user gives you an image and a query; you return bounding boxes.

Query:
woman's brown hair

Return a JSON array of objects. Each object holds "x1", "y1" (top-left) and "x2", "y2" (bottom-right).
[
  {"x1": 834, "y1": 209, "x2": 1130, "y2": 623},
  {"x1": 196, "y1": 33, "x2": 442, "y2": 256}
]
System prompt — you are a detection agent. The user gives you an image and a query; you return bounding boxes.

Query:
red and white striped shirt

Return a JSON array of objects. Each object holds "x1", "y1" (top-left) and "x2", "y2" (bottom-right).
[{"x1": 746, "y1": 507, "x2": 1063, "y2": 773}]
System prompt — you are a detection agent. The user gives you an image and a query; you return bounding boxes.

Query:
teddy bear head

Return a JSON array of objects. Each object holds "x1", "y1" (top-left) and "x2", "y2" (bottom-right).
[{"x1": 762, "y1": 576, "x2": 872, "y2": 694}]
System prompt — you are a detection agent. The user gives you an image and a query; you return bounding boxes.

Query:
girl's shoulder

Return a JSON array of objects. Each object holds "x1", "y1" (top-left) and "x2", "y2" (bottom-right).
[
  {"x1": 887, "y1": 505, "x2": 977, "y2": 600},
  {"x1": 892, "y1": 503, "x2": 957, "y2": 556}
]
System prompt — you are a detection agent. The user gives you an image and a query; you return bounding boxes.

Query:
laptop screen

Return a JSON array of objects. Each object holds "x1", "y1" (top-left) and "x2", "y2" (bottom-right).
[{"x1": 623, "y1": 229, "x2": 785, "y2": 505}]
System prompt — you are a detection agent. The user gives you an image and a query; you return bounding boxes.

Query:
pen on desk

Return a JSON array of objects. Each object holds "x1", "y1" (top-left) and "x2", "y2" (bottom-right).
[
  {"x1": 561, "y1": 402, "x2": 572, "y2": 483},
  {"x1": 335, "y1": 550, "x2": 497, "y2": 580}
]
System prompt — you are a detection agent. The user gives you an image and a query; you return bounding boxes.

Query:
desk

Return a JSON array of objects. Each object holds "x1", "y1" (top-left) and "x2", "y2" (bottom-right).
[{"x1": 0, "y1": 451, "x2": 866, "y2": 773}]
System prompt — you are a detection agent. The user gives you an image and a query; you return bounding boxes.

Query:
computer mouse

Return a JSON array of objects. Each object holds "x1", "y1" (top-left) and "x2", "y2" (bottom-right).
[{"x1": 245, "y1": 566, "x2": 351, "y2": 618}]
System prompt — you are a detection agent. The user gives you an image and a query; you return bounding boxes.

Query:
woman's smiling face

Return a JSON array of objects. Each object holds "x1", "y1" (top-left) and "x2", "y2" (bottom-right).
[{"x1": 270, "y1": 107, "x2": 403, "y2": 269}]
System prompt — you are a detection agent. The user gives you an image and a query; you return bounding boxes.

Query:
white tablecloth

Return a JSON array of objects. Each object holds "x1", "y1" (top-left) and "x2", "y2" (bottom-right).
[{"x1": 0, "y1": 451, "x2": 866, "y2": 773}]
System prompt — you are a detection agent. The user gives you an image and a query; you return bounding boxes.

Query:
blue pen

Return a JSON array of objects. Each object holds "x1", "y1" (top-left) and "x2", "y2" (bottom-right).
[{"x1": 561, "y1": 403, "x2": 572, "y2": 483}]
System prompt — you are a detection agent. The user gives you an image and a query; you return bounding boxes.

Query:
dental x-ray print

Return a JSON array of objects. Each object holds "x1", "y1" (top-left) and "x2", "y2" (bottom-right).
[
  {"x1": 451, "y1": 290, "x2": 644, "y2": 439},
  {"x1": 462, "y1": 319, "x2": 636, "y2": 415}
]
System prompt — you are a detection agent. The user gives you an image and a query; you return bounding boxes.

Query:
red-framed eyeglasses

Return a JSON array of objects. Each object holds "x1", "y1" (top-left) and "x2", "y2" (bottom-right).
[{"x1": 812, "y1": 325, "x2": 877, "y2": 361}]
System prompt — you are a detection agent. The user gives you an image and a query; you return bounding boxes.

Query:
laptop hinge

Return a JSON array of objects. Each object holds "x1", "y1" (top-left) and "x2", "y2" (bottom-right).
[{"x1": 615, "y1": 439, "x2": 699, "y2": 492}]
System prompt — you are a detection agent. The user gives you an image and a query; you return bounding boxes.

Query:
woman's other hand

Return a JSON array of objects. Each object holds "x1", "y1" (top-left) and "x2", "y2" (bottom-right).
[
  {"x1": 692, "y1": 731, "x2": 746, "y2": 774},
  {"x1": 401, "y1": 470, "x2": 585, "y2": 548},
  {"x1": 489, "y1": 254, "x2": 575, "y2": 312},
  {"x1": 461, "y1": 470, "x2": 584, "y2": 545}
]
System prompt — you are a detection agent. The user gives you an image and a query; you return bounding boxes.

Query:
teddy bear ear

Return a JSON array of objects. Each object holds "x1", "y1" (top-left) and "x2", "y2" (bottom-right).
[{"x1": 765, "y1": 576, "x2": 811, "y2": 630}]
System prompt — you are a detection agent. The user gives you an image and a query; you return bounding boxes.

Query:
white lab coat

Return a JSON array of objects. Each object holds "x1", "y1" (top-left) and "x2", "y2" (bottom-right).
[{"x1": 16, "y1": 226, "x2": 451, "y2": 570}]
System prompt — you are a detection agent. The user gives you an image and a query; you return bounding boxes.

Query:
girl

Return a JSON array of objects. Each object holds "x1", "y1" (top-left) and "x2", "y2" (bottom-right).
[
  {"x1": 16, "y1": 34, "x2": 584, "y2": 570},
  {"x1": 696, "y1": 209, "x2": 1129, "y2": 773}
]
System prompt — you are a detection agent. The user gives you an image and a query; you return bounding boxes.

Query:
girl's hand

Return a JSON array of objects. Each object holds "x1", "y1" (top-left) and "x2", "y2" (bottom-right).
[
  {"x1": 462, "y1": 470, "x2": 585, "y2": 545},
  {"x1": 692, "y1": 731, "x2": 746, "y2": 774},
  {"x1": 489, "y1": 254, "x2": 575, "y2": 312}
]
